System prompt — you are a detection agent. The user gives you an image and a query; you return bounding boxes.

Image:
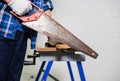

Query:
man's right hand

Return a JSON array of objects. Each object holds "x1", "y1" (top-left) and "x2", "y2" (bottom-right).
[{"x1": 5, "y1": 0, "x2": 32, "y2": 16}]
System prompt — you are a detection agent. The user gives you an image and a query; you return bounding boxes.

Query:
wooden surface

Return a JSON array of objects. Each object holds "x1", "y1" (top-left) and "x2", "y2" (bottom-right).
[
  {"x1": 35, "y1": 44, "x2": 85, "y2": 61},
  {"x1": 36, "y1": 47, "x2": 56, "y2": 52}
]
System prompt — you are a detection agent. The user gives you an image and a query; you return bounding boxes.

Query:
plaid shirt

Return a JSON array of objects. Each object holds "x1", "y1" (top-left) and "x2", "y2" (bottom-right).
[{"x1": 0, "y1": 0, "x2": 53, "y2": 49}]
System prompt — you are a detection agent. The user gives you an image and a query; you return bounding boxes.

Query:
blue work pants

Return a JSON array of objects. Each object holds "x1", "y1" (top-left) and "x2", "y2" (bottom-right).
[{"x1": 0, "y1": 31, "x2": 28, "y2": 81}]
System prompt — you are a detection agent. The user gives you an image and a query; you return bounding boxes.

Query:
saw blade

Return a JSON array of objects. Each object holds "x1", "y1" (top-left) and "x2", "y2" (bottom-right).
[{"x1": 22, "y1": 12, "x2": 98, "y2": 59}]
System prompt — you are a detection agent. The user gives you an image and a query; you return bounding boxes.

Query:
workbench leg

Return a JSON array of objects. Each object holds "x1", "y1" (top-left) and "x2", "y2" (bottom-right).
[
  {"x1": 35, "y1": 61, "x2": 46, "y2": 81},
  {"x1": 41, "y1": 61, "x2": 53, "y2": 81},
  {"x1": 67, "y1": 61, "x2": 75, "y2": 81},
  {"x1": 76, "y1": 61, "x2": 86, "y2": 81}
]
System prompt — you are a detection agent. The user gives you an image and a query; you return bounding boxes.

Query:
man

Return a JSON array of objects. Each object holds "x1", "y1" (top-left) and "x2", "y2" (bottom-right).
[{"x1": 0, "y1": 0, "x2": 53, "y2": 81}]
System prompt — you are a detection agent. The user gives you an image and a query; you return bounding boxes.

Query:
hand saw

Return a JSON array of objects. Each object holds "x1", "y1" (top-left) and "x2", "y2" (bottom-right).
[{"x1": 10, "y1": 2, "x2": 98, "y2": 59}]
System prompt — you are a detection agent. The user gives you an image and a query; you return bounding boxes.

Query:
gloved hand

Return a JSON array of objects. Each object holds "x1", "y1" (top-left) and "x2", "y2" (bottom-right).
[{"x1": 7, "y1": 0, "x2": 32, "y2": 16}]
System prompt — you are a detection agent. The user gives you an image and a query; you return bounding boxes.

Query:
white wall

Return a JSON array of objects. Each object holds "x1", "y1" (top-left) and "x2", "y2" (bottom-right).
[
  {"x1": 21, "y1": 0, "x2": 120, "y2": 81},
  {"x1": 52, "y1": 0, "x2": 120, "y2": 81}
]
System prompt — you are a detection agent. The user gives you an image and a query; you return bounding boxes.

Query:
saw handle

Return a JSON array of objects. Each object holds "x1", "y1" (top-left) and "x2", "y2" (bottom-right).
[{"x1": 10, "y1": 2, "x2": 44, "y2": 22}]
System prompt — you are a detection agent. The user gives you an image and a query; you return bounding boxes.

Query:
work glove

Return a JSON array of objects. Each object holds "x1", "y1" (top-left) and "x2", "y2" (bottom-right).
[{"x1": 7, "y1": 0, "x2": 32, "y2": 16}]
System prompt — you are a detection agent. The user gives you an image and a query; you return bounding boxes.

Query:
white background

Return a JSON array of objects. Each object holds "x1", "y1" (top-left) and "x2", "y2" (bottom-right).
[{"x1": 21, "y1": 0, "x2": 120, "y2": 81}]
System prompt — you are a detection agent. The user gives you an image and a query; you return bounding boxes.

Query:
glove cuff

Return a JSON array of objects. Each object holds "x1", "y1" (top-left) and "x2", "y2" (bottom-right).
[{"x1": 7, "y1": 0, "x2": 14, "y2": 5}]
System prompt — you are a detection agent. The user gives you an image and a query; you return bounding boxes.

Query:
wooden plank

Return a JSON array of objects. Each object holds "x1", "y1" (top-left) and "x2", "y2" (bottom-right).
[
  {"x1": 56, "y1": 44, "x2": 70, "y2": 49},
  {"x1": 35, "y1": 46, "x2": 85, "y2": 61},
  {"x1": 36, "y1": 47, "x2": 56, "y2": 52}
]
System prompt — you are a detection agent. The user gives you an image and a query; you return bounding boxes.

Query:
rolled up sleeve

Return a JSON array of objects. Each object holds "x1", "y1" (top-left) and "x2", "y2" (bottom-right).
[
  {"x1": 34, "y1": 0, "x2": 53, "y2": 11},
  {"x1": 41, "y1": 0, "x2": 53, "y2": 11}
]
